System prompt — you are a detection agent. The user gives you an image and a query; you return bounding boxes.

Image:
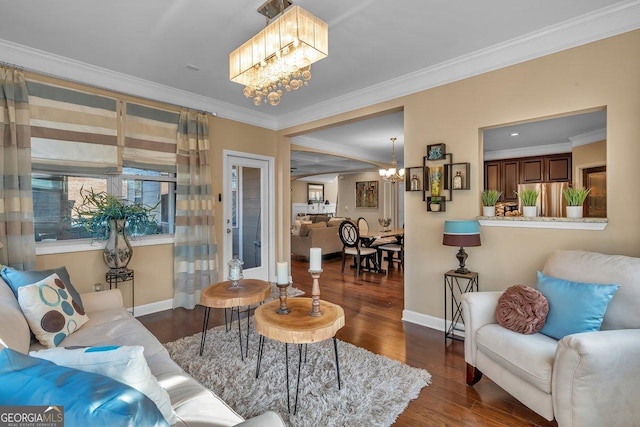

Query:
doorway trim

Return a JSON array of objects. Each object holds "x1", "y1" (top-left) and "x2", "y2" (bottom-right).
[{"x1": 223, "y1": 149, "x2": 275, "y2": 282}]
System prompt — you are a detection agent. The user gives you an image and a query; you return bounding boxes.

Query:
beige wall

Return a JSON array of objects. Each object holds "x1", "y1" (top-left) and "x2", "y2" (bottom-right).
[
  {"x1": 282, "y1": 30, "x2": 640, "y2": 321},
  {"x1": 572, "y1": 140, "x2": 606, "y2": 186},
  {"x1": 336, "y1": 172, "x2": 387, "y2": 224},
  {"x1": 290, "y1": 179, "x2": 338, "y2": 204}
]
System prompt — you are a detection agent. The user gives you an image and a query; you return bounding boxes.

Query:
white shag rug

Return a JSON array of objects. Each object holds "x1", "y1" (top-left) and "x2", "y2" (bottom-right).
[{"x1": 164, "y1": 318, "x2": 431, "y2": 426}]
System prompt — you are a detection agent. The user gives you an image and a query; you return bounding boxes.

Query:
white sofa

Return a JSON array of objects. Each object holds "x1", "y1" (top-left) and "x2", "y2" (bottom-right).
[
  {"x1": 0, "y1": 276, "x2": 285, "y2": 427},
  {"x1": 462, "y1": 250, "x2": 640, "y2": 427}
]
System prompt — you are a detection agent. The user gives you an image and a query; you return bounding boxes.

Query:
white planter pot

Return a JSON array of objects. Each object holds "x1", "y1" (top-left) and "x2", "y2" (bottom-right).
[
  {"x1": 430, "y1": 204, "x2": 441, "y2": 212},
  {"x1": 566, "y1": 206, "x2": 583, "y2": 218},
  {"x1": 482, "y1": 206, "x2": 496, "y2": 217},
  {"x1": 523, "y1": 206, "x2": 537, "y2": 218}
]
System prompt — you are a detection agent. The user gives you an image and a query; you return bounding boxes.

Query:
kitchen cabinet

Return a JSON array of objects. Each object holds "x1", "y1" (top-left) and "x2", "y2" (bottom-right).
[{"x1": 484, "y1": 153, "x2": 571, "y2": 202}]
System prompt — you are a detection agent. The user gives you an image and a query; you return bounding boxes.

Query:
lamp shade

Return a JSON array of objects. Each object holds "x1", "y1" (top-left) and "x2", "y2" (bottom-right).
[{"x1": 443, "y1": 220, "x2": 481, "y2": 247}]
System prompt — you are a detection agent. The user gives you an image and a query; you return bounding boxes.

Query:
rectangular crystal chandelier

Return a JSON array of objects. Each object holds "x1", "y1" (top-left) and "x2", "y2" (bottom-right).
[{"x1": 229, "y1": 4, "x2": 328, "y2": 106}]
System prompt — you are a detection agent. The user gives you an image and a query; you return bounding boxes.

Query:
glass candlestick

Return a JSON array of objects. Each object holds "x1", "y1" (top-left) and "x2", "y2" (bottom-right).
[{"x1": 228, "y1": 255, "x2": 244, "y2": 288}]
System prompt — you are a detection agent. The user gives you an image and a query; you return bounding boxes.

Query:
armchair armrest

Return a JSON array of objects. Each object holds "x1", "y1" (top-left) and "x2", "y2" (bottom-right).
[
  {"x1": 461, "y1": 291, "x2": 502, "y2": 366},
  {"x1": 79, "y1": 289, "x2": 124, "y2": 314},
  {"x1": 553, "y1": 329, "x2": 640, "y2": 427}
]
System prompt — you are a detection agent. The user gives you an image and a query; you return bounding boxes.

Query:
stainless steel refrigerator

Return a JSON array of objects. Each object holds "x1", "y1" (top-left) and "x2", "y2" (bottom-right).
[{"x1": 517, "y1": 182, "x2": 569, "y2": 217}]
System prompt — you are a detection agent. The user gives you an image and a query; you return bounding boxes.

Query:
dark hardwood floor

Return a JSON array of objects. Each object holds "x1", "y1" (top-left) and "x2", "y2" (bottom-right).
[{"x1": 139, "y1": 256, "x2": 557, "y2": 427}]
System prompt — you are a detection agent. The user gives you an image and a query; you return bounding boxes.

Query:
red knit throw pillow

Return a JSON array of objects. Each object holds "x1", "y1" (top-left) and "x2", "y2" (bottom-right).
[{"x1": 496, "y1": 285, "x2": 549, "y2": 334}]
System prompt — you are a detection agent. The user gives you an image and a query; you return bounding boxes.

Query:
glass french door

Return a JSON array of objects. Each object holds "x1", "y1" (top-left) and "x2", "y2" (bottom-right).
[{"x1": 223, "y1": 151, "x2": 274, "y2": 281}]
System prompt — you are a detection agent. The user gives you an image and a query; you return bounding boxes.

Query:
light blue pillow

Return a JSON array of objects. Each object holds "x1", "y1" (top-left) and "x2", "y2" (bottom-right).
[
  {"x1": 0, "y1": 348, "x2": 168, "y2": 427},
  {"x1": 536, "y1": 271, "x2": 620, "y2": 340}
]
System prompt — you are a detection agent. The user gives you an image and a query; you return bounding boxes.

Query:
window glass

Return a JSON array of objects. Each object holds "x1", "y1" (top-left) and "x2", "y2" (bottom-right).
[{"x1": 32, "y1": 168, "x2": 175, "y2": 242}]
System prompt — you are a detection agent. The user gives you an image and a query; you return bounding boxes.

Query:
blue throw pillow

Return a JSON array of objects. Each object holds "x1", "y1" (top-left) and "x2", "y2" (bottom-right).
[
  {"x1": 0, "y1": 266, "x2": 84, "y2": 314},
  {"x1": 536, "y1": 271, "x2": 620, "y2": 340},
  {"x1": 0, "y1": 348, "x2": 168, "y2": 427}
]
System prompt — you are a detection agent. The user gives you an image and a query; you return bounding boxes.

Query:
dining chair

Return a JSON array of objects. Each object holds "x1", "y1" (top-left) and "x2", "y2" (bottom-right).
[
  {"x1": 377, "y1": 235, "x2": 404, "y2": 272},
  {"x1": 338, "y1": 221, "x2": 377, "y2": 277}
]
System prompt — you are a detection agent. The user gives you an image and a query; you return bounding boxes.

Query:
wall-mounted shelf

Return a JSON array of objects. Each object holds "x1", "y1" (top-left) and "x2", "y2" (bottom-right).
[
  {"x1": 427, "y1": 196, "x2": 446, "y2": 212},
  {"x1": 405, "y1": 166, "x2": 425, "y2": 192},
  {"x1": 445, "y1": 162, "x2": 471, "y2": 190}
]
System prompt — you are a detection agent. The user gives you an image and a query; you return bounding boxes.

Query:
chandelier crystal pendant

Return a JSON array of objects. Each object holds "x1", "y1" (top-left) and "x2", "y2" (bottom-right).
[
  {"x1": 229, "y1": 0, "x2": 328, "y2": 106},
  {"x1": 379, "y1": 137, "x2": 405, "y2": 184}
]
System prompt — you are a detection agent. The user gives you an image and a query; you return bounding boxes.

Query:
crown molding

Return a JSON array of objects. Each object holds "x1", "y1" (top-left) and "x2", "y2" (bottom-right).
[
  {"x1": 277, "y1": 0, "x2": 640, "y2": 130},
  {"x1": 569, "y1": 128, "x2": 607, "y2": 147},
  {"x1": 292, "y1": 135, "x2": 387, "y2": 164},
  {"x1": 0, "y1": 39, "x2": 278, "y2": 130},
  {"x1": 1, "y1": 1, "x2": 638, "y2": 132},
  {"x1": 484, "y1": 142, "x2": 573, "y2": 161}
]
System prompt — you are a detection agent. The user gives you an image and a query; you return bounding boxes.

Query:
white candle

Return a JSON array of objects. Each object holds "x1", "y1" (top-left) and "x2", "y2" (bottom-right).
[
  {"x1": 310, "y1": 247, "x2": 322, "y2": 271},
  {"x1": 277, "y1": 262, "x2": 288, "y2": 284}
]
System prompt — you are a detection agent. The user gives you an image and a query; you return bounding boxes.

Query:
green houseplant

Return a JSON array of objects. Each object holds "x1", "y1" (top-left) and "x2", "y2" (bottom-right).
[
  {"x1": 563, "y1": 186, "x2": 591, "y2": 218},
  {"x1": 73, "y1": 188, "x2": 159, "y2": 270},
  {"x1": 516, "y1": 189, "x2": 539, "y2": 217},
  {"x1": 430, "y1": 196, "x2": 442, "y2": 212},
  {"x1": 481, "y1": 190, "x2": 502, "y2": 216}
]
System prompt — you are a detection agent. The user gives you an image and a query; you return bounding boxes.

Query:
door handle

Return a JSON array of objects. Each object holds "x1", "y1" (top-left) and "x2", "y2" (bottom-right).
[{"x1": 227, "y1": 228, "x2": 231, "y2": 234}]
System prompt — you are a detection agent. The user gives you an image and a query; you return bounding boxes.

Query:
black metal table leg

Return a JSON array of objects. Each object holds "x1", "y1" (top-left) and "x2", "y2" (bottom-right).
[
  {"x1": 199, "y1": 307, "x2": 211, "y2": 356},
  {"x1": 294, "y1": 344, "x2": 303, "y2": 415},
  {"x1": 255, "y1": 335, "x2": 265, "y2": 378},
  {"x1": 285, "y1": 344, "x2": 290, "y2": 413},
  {"x1": 333, "y1": 336, "x2": 341, "y2": 389},
  {"x1": 224, "y1": 307, "x2": 230, "y2": 332},
  {"x1": 245, "y1": 305, "x2": 251, "y2": 359},
  {"x1": 236, "y1": 305, "x2": 244, "y2": 361}
]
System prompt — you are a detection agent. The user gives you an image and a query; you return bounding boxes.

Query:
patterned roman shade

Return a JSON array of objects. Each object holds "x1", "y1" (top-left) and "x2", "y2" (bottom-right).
[
  {"x1": 26, "y1": 81, "x2": 119, "y2": 174},
  {"x1": 124, "y1": 103, "x2": 179, "y2": 173}
]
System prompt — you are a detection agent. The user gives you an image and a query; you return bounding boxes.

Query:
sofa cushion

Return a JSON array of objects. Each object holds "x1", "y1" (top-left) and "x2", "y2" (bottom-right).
[
  {"x1": 496, "y1": 285, "x2": 548, "y2": 334},
  {"x1": 476, "y1": 323, "x2": 557, "y2": 393},
  {"x1": 543, "y1": 250, "x2": 640, "y2": 330},
  {"x1": 0, "y1": 348, "x2": 168, "y2": 427},
  {"x1": 1, "y1": 266, "x2": 84, "y2": 312},
  {"x1": 536, "y1": 271, "x2": 620, "y2": 340},
  {"x1": 18, "y1": 274, "x2": 89, "y2": 348},
  {"x1": 31, "y1": 345, "x2": 176, "y2": 425},
  {"x1": 299, "y1": 221, "x2": 326, "y2": 237},
  {"x1": 0, "y1": 277, "x2": 30, "y2": 353}
]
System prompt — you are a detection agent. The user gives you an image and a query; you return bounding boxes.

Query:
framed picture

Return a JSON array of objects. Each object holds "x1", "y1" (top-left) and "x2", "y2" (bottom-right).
[
  {"x1": 307, "y1": 183, "x2": 324, "y2": 203},
  {"x1": 355, "y1": 181, "x2": 378, "y2": 208},
  {"x1": 427, "y1": 143, "x2": 446, "y2": 160}
]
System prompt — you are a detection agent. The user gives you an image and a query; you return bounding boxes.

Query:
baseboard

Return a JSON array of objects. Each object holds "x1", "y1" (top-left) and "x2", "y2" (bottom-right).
[
  {"x1": 402, "y1": 309, "x2": 466, "y2": 338},
  {"x1": 132, "y1": 298, "x2": 173, "y2": 317}
]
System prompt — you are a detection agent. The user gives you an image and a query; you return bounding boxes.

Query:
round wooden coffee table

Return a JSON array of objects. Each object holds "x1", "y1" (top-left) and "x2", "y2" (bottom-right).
[
  {"x1": 199, "y1": 279, "x2": 271, "y2": 359},
  {"x1": 254, "y1": 298, "x2": 345, "y2": 414}
]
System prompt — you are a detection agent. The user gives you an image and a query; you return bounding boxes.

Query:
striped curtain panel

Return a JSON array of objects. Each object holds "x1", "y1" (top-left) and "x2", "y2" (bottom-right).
[
  {"x1": 0, "y1": 68, "x2": 36, "y2": 269},
  {"x1": 173, "y1": 111, "x2": 217, "y2": 309},
  {"x1": 26, "y1": 80, "x2": 119, "y2": 174},
  {"x1": 123, "y1": 103, "x2": 178, "y2": 172}
]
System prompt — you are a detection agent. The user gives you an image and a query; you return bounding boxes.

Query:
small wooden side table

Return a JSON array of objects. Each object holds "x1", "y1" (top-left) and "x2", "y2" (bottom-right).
[
  {"x1": 444, "y1": 270, "x2": 478, "y2": 342},
  {"x1": 199, "y1": 279, "x2": 271, "y2": 359},
  {"x1": 254, "y1": 298, "x2": 345, "y2": 414}
]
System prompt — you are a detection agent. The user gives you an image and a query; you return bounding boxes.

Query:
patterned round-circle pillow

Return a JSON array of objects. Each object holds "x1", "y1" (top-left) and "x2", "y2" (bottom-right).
[{"x1": 496, "y1": 285, "x2": 549, "y2": 334}]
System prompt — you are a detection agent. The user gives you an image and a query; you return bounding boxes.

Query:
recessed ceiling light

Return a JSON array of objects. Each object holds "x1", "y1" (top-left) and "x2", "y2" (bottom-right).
[{"x1": 510, "y1": 132, "x2": 520, "y2": 136}]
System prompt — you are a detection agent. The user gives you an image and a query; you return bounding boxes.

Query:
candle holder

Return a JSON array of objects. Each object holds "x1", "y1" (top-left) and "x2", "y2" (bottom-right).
[
  {"x1": 308, "y1": 269, "x2": 323, "y2": 317},
  {"x1": 276, "y1": 279, "x2": 291, "y2": 315},
  {"x1": 228, "y1": 255, "x2": 244, "y2": 289}
]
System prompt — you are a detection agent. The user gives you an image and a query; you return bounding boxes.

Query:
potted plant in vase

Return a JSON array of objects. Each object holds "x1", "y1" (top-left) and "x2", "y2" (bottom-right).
[
  {"x1": 563, "y1": 186, "x2": 591, "y2": 218},
  {"x1": 481, "y1": 190, "x2": 502, "y2": 217},
  {"x1": 430, "y1": 197, "x2": 442, "y2": 212},
  {"x1": 73, "y1": 188, "x2": 159, "y2": 271},
  {"x1": 516, "y1": 189, "x2": 539, "y2": 218}
]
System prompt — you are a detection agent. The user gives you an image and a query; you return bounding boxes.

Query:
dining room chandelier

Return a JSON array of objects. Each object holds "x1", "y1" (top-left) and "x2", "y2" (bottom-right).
[
  {"x1": 379, "y1": 137, "x2": 405, "y2": 183},
  {"x1": 229, "y1": 0, "x2": 328, "y2": 106}
]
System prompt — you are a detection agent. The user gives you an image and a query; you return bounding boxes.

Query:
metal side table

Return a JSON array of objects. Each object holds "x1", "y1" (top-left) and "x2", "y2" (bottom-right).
[{"x1": 444, "y1": 270, "x2": 478, "y2": 342}]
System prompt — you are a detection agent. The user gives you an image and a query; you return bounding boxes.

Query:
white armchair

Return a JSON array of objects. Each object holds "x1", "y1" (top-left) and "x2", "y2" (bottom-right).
[{"x1": 462, "y1": 250, "x2": 640, "y2": 427}]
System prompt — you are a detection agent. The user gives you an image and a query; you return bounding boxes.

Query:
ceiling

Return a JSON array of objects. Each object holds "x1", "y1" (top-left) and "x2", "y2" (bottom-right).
[{"x1": 0, "y1": 0, "x2": 636, "y2": 177}]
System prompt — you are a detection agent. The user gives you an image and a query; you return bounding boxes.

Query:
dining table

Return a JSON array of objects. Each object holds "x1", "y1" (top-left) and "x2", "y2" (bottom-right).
[{"x1": 357, "y1": 228, "x2": 404, "y2": 274}]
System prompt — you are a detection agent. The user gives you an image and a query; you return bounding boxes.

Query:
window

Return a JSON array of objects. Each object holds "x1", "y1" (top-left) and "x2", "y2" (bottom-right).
[{"x1": 32, "y1": 167, "x2": 175, "y2": 242}]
